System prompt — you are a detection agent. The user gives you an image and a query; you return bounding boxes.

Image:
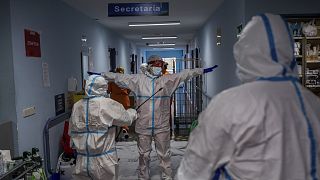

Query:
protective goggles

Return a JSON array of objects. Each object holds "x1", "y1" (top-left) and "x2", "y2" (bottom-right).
[{"x1": 148, "y1": 60, "x2": 165, "y2": 67}]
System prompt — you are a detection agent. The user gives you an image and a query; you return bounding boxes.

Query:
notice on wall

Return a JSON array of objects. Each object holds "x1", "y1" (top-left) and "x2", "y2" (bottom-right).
[
  {"x1": 55, "y1": 93, "x2": 65, "y2": 116},
  {"x1": 42, "y1": 62, "x2": 50, "y2": 87},
  {"x1": 24, "y1": 29, "x2": 41, "y2": 57}
]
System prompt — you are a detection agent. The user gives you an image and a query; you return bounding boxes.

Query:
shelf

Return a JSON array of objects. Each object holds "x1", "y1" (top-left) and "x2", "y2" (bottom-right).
[
  {"x1": 293, "y1": 37, "x2": 303, "y2": 40},
  {"x1": 306, "y1": 85, "x2": 320, "y2": 88},
  {"x1": 295, "y1": 55, "x2": 303, "y2": 58},
  {"x1": 306, "y1": 60, "x2": 320, "y2": 69},
  {"x1": 306, "y1": 85, "x2": 320, "y2": 92},
  {"x1": 307, "y1": 60, "x2": 320, "y2": 63},
  {"x1": 306, "y1": 37, "x2": 320, "y2": 40},
  {"x1": 293, "y1": 36, "x2": 320, "y2": 40}
]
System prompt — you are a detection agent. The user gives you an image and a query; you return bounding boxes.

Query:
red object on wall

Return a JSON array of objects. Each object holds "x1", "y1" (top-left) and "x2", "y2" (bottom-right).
[{"x1": 24, "y1": 29, "x2": 41, "y2": 57}]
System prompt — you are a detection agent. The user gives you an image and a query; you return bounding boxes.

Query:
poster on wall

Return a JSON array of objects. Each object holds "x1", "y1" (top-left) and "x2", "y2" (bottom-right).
[
  {"x1": 24, "y1": 29, "x2": 41, "y2": 57},
  {"x1": 55, "y1": 93, "x2": 65, "y2": 116}
]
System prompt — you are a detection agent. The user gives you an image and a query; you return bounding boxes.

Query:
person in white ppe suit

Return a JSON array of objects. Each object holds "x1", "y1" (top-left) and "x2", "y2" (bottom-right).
[
  {"x1": 97, "y1": 56, "x2": 217, "y2": 180},
  {"x1": 69, "y1": 75, "x2": 138, "y2": 180},
  {"x1": 176, "y1": 13, "x2": 320, "y2": 180}
]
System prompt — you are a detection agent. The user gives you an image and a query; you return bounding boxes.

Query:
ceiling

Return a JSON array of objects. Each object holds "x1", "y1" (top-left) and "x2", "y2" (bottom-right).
[{"x1": 61, "y1": 0, "x2": 224, "y2": 49}]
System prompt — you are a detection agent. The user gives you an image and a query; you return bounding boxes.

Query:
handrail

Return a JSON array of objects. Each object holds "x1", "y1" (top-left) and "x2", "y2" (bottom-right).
[{"x1": 43, "y1": 111, "x2": 71, "y2": 176}]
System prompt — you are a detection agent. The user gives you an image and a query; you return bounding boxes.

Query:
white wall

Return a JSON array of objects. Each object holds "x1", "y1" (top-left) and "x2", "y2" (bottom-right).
[{"x1": 9, "y1": 0, "x2": 135, "y2": 156}]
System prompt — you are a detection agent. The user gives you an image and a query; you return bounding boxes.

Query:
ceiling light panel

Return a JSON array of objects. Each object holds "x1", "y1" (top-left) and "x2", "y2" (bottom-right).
[
  {"x1": 148, "y1": 43, "x2": 175, "y2": 46},
  {"x1": 128, "y1": 21, "x2": 180, "y2": 27},
  {"x1": 142, "y1": 36, "x2": 178, "y2": 40}
]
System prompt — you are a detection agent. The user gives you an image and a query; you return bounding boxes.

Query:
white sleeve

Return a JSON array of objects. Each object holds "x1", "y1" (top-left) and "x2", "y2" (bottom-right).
[
  {"x1": 176, "y1": 101, "x2": 235, "y2": 180},
  {"x1": 100, "y1": 99, "x2": 134, "y2": 127},
  {"x1": 163, "y1": 68, "x2": 203, "y2": 95},
  {"x1": 103, "y1": 72, "x2": 139, "y2": 93}
]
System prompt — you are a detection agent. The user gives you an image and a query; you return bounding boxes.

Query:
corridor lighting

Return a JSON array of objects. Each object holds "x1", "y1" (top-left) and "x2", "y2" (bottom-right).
[
  {"x1": 152, "y1": 47, "x2": 175, "y2": 50},
  {"x1": 147, "y1": 43, "x2": 175, "y2": 46},
  {"x1": 128, "y1": 21, "x2": 180, "y2": 27},
  {"x1": 142, "y1": 36, "x2": 178, "y2": 40}
]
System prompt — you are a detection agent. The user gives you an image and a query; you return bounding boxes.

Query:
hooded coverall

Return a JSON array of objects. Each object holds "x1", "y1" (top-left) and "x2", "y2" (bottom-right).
[
  {"x1": 69, "y1": 75, "x2": 137, "y2": 180},
  {"x1": 103, "y1": 67, "x2": 203, "y2": 179},
  {"x1": 176, "y1": 13, "x2": 320, "y2": 180}
]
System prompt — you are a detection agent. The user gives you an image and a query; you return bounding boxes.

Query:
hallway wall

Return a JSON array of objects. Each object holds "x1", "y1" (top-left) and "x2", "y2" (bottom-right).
[
  {"x1": 9, "y1": 0, "x2": 136, "y2": 155},
  {"x1": 194, "y1": 0, "x2": 320, "y2": 99},
  {"x1": 192, "y1": 0, "x2": 244, "y2": 97},
  {"x1": 0, "y1": 0, "x2": 18, "y2": 155}
]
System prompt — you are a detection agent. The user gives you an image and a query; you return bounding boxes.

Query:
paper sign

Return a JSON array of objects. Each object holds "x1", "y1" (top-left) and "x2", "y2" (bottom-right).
[{"x1": 42, "y1": 62, "x2": 50, "y2": 87}]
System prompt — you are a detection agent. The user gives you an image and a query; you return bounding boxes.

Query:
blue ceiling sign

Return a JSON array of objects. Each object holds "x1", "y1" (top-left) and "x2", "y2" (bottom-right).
[{"x1": 108, "y1": 2, "x2": 169, "y2": 17}]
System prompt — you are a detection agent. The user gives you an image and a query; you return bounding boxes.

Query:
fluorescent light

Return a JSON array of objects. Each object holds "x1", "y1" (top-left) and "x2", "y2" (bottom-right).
[
  {"x1": 148, "y1": 43, "x2": 175, "y2": 46},
  {"x1": 152, "y1": 47, "x2": 175, "y2": 50},
  {"x1": 142, "y1": 36, "x2": 178, "y2": 40},
  {"x1": 129, "y1": 21, "x2": 180, "y2": 27}
]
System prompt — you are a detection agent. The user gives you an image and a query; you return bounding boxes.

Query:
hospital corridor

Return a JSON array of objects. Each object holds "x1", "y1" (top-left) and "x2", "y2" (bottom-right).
[{"x1": 1, "y1": 0, "x2": 320, "y2": 180}]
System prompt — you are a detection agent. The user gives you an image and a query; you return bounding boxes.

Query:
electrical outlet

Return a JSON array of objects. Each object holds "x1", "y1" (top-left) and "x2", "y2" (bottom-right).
[{"x1": 23, "y1": 106, "x2": 36, "y2": 118}]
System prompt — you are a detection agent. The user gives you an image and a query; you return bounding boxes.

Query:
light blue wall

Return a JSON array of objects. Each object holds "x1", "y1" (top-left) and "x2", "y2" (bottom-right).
[
  {"x1": 193, "y1": 0, "x2": 244, "y2": 97},
  {"x1": 146, "y1": 50, "x2": 184, "y2": 60},
  {"x1": 10, "y1": 0, "x2": 135, "y2": 155},
  {"x1": 245, "y1": 0, "x2": 320, "y2": 22},
  {"x1": 0, "y1": 0, "x2": 18, "y2": 155},
  {"x1": 195, "y1": 0, "x2": 320, "y2": 98}
]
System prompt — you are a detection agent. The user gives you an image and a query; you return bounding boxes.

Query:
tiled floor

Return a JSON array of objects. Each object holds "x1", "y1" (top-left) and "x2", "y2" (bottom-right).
[{"x1": 117, "y1": 140, "x2": 188, "y2": 180}]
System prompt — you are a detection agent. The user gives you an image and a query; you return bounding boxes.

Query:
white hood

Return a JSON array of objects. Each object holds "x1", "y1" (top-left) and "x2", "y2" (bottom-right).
[
  {"x1": 233, "y1": 13, "x2": 297, "y2": 83},
  {"x1": 85, "y1": 75, "x2": 108, "y2": 97}
]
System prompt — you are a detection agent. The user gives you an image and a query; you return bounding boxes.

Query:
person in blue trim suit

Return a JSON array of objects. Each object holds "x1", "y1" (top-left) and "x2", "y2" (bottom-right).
[
  {"x1": 176, "y1": 13, "x2": 320, "y2": 180},
  {"x1": 102, "y1": 55, "x2": 216, "y2": 180},
  {"x1": 69, "y1": 75, "x2": 137, "y2": 180}
]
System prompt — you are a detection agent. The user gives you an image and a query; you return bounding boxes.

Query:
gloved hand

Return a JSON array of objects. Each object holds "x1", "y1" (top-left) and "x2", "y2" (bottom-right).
[
  {"x1": 127, "y1": 108, "x2": 138, "y2": 121},
  {"x1": 203, "y1": 65, "x2": 218, "y2": 74},
  {"x1": 87, "y1": 71, "x2": 102, "y2": 75}
]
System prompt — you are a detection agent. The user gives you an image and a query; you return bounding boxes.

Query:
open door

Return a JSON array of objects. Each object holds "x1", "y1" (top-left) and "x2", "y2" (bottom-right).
[{"x1": 109, "y1": 48, "x2": 116, "y2": 72}]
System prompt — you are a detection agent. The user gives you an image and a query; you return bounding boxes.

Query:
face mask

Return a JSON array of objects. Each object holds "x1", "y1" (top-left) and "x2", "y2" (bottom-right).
[{"x1": 151, "y1": 67, "x2": 162, "y2": 76}]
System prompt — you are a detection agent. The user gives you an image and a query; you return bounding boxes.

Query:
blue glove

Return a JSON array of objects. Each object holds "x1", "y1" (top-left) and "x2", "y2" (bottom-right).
[
  {"x1": 203, "y1": 65, "x2": 218, "y2": 74},
  {"x1": 87, "y1": 71, "x2": 102, "y2": 75}
]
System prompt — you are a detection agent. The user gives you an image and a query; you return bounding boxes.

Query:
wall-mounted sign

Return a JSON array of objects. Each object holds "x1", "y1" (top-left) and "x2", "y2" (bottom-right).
[
  {"x1": 24, "y1": 29, "x2": 41, "y2": 57},
  {"x1": 108, "y1": 2, "x2": 169, "y2": 17},
  {"x1": 55, "y1": 93, "x2": 65, "y2": 116}
]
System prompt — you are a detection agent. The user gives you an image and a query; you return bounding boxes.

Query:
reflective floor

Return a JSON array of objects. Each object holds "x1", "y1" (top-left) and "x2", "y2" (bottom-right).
[{"x1": 117, "y1": 141, "x2": 188, "y2": 180}]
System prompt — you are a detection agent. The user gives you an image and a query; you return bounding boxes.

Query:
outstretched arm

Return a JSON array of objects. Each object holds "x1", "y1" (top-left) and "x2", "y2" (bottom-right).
[
  {"x1": 103, "y1": 72, "x2": 140, "y2": 93},
  {"x1": 164, "y1": 65, "x2": 218, "y2": 95},
  {"x1": 164, "y1": 68, "x2": 203, "y2": 95}
]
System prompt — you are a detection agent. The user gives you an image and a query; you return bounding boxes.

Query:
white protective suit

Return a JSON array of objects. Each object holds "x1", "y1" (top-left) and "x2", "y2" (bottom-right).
[
  {"x1": 103, "y1": 63, "x2": 203, "y2": 179},
  {"x1": 69, "y1": 75, "x2": 137, "y2": 180},
  {"x1": 177, "y1": 13, "x2": 320, "y2": 180}
]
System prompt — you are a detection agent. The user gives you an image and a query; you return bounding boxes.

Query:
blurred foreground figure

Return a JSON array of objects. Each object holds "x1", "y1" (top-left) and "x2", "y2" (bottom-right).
[{"x1": 177, "y1": 13, "x2": 320, "y2": 180}]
